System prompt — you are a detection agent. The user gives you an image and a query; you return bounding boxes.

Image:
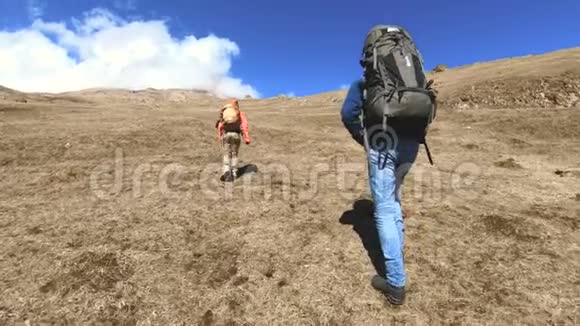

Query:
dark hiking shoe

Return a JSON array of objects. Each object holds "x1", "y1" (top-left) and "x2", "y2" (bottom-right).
[
  {"x1": 371, "y1": 275, "x2": 405, "y2": 305},
  {"x1": 221, "y1": 171, "x2": 234, "y2": 182}
]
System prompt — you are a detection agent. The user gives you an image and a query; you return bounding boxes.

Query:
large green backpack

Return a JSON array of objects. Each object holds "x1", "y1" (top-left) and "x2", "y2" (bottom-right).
[{"x1": 360, "y1": 25, "x2": 437, "y2": 161}]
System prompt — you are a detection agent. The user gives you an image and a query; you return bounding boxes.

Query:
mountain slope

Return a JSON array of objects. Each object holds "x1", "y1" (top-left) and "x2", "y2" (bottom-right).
[{"x1": 0, "y1": 47, "x2": 578, "y2": 325}]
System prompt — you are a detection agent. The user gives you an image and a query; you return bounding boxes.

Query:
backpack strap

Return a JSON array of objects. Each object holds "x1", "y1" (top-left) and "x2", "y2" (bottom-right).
[
  {"x1": 396, "y1": 86, "x2": 433, "y2": 97},
  {"x1": 366, "y1": 85, "x2": 396, "y2": 107}
]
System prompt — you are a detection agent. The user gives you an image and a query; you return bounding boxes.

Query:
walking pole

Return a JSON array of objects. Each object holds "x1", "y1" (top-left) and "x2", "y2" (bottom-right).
[{"x1": 424, "y1": 141, "x2": 434, "y2": 165}]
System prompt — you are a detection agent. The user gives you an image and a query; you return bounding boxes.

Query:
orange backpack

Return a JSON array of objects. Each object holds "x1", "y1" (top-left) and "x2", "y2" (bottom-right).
[
  {"x1": 222, "y1": 104, "x2": 240, "y2": 124},
  {"x1": 221, "y1": 100, "x2": 241, "y2": 131}
]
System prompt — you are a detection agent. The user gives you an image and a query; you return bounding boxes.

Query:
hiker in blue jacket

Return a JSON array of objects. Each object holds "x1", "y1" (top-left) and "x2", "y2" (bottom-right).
[
  {"x1": 341, "y1": 79, "x2": 419, "y2": 305},
  {"x1": 340, "y1": 25, "x2": 436, "y2": 305}
]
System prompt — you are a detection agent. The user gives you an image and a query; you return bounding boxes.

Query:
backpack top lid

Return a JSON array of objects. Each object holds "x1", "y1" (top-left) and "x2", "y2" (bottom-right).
[
  {"x1": 221, "y1": 99, "x2": 240, "y2": 116},
  {"x1": 360, "y1": 25, "x2": 414, "y2": 67},
  {"x1": 363, "y1": 25, "x2": 413, "y2": 47},
  {"x1": 222, "y1": 103, "x2": 240, "y2": 124},
  {"x1": 224, "y1": 99, "x2": 239, "y2": 109}
]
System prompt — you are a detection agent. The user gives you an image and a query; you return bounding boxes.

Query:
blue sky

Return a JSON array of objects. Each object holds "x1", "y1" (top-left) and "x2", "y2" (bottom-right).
[{"x1": 0, "y1": 0, "x2": 579, "y2": 97}]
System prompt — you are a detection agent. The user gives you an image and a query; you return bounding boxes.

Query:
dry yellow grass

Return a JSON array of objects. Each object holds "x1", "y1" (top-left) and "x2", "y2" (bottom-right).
[{"x1": 0, "y1": 47, "x2": 579, "y2": 325}]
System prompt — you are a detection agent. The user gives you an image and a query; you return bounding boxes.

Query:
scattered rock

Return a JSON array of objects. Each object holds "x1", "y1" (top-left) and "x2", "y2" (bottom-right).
[
  {"x1": 456, "y1": 103, "x2": 471, "y2": 110},
  {"x1": 462, "y1": 143, "x2": 479, "y2": 150},
  {"x1": 263, "y1": 267, "x2": 275, "y2": 278},
  {"x1": 443, "y1": 72, "x2": 580, "y2": 109},
  {"x1": 494, "y1": 158, "x2": 523, "y2": 169},
  {"x1": 575, "y1": 194, "x2": 580, "y2": 201},
  {"x1": 554, "y1": 169, "x2": 580, "y2": 177},
  {"x1": 277, "y1": 278, "x2": 288, "y2": 287},
  {"x1": 555, "y1": 169, "x2": 569, "y2": 177},
  {"x1": 433, "y1": 64, "x2": 448, "y2": 73},
  {"x1": 507, "y1": 138, "x2": 529, "y2": 147},
  {"x1": 200, "y1": 310, "x2": 214, "y2": 326},
  {"x1": 232, "y1": 275, "x2": 249, "y2": 286}
]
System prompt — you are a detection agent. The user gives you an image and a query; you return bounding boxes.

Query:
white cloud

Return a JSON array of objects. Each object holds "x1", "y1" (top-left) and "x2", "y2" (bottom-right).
[
  {"x1": 286, "y1": 91, "x2": 296, "y2": 97},
  {"x1": 0, "y1": 8, "x2": 259, "y2": 98},
  {"x1": 27, "y1": 0, "x2": 45, "y2": 20},
  {"x1": 113, "y1": 0, "x2": 137, "y2": 11},
  {"x1": 339, "y1": 84, "x2": 349, "y2": 90}
]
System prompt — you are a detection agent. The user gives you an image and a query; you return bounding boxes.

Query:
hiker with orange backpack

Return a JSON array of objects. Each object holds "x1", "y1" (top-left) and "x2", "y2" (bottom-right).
[{"x1": 215, "y1": 99, "x2": 251, "y2": 182}]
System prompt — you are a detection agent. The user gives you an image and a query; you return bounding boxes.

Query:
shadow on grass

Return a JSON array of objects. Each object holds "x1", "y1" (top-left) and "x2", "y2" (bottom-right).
[{"x1": 339, "y1": 199, "x2": 385, "y2": 277}]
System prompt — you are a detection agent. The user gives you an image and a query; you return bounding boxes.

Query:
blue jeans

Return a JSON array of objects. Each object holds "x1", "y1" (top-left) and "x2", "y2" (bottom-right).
[{"x1": 367, "y1": 137, "x2": 419, "y2": 287}]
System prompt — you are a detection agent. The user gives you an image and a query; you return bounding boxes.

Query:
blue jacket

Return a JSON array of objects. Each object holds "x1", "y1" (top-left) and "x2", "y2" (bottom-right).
[{"x1": 340, "y1": 79, "x2": 365, "y2": 146}]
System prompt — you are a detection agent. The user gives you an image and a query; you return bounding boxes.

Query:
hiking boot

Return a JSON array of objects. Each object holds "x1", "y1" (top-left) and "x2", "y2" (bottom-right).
[
  {"x1": 221, "y1": 171, "x2": 234, "y2": 182},
  {"x1": 371, "y1": 275, "x2": 405, "y2": 305}
]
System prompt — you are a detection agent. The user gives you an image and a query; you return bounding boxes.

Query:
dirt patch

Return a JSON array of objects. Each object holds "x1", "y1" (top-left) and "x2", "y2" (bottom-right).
[
  {"x1": 494, "y1": 158, "x2": 523, "y2": 169},
  {"x1": 479, "y1": 214, "x2": 541, "y2": 242},
  {"x1": 524, "y1": 205, "x2": 579, "y2": 231},
  {"x1": 41, "y1": 250, "x2": 134, "y2": 295},
  {"x1": 184, "y1": 243, "x2": 240, "y2": 288}
]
